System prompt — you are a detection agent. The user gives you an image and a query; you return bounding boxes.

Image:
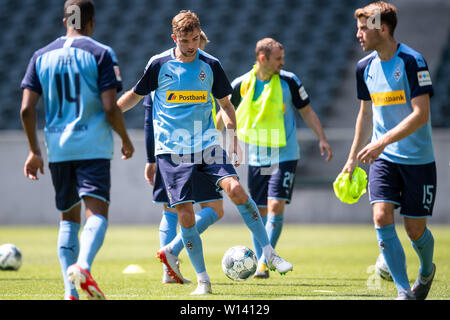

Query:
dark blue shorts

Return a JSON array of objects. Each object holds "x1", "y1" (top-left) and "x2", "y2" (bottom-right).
[
  {"x1": 369, "y1": 158, "x2": 436, "y2": 217},
  {"x1": 49, "y1": 159, "x2": 111, "y2": 212},
  {"x1": 153, "y1": 164, "x2": 223, "y2": 205},
  {"x1": 248, "y1": 160, "x2": 298, "y2": 207},
  {"x1": 156, "y1": 146, "x2": 237, "y2": 207}
]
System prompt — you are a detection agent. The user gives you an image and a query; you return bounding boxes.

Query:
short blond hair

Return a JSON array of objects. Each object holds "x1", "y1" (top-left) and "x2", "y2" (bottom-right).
[
  {"x1": 172, "y1": 10, "x2": 201, "y2": 36},
  {"x1": 255, "y1": 38, "x2": 283, "y2": 60},
  {"x1": 354, "y1": 1, "x2": 397, "y2": 36}
]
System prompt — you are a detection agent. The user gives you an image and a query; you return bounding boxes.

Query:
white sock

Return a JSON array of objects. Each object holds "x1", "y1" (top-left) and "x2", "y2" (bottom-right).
[
  {"x1": 197, "y1": 271, "x2": 210, "y2": 282},
  {"x1": 262, "y1": 245, "x2": 275, "y2": 262}
]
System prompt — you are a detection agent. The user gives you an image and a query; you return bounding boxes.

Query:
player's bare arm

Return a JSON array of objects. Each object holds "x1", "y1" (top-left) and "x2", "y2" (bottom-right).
[
  {"x1": 117, "y1": 89, "x2": 144, "y2": 112},
  {"x1": 357, "y1": 93, "x2": 430, "y2": 165},
  {"x1": 343, "y1": 100, "x2": 373, "y2": 178},
  {"x1": 215, "y1": 109, "x2": 225, "y2": 131},
  {"x1": 20, "y1": 88, "x2": 44, "y2": 180},
  {"x1": 298, "y1": 104, "x2": 333, "y2": 162},
  {"x1": 144, "y1": 162, "x2": 156, "y2": 186},
  {"x1": 217, "y1": 96, "x2": 242, "y2": 166},
  {"x1": 101, "y1": 88, "x2": 135, "y2": 159}
]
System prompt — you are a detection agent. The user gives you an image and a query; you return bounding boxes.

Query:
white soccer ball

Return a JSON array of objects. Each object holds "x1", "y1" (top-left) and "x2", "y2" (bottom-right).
[
  {"x1": 375, "y1": 253, "x2": 392, "y2": 281},
  {"x1": 222, "y1": 246, "x2": 258, "y2": 281},
  {"x1": 0, "y1": 244, "x2": 22, "y2": 271},
  {"x1": 374, "y1": 253, "x2": 408, "y2": 282}
]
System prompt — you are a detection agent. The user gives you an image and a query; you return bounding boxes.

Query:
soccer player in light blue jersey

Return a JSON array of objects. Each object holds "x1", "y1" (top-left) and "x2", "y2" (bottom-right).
[
  {"x1": 118, "y1": 10, "x2": 292, "y2": 295},
  {"x1": 223, "y1": 38, "x2": 332, "y2": 278},
  {"x1": 124, "y1": 31, "x2": 225, "y2": 285},
  {"x1": 342, "y1": 1, "x2": 436, "y2": 300},
  {"x1": 20, "y1": 0, "x2": 134, "y2": 300}
]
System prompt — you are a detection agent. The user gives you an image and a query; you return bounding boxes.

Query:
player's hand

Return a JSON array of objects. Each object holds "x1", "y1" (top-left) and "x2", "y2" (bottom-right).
[
  {"x1": 229, "y1": 141, "x2": 243, "y2": 168},
  {"x1": 341, "y1": 158, "x2": 358, "y2": 180},
  {"x1": 319, "y1": 139, "x2": 333, "y2": 162},
  {"x1": 121, "y1": 138, "x2": 134, "y2": 160},
  {"x1": 357, "y1": 140, "x2": 384, "y2": 165},
  {"x1": 24, "y1": 152, "x2": 44, "y2": 180},
  {"x1": 144, "y1": 162, "x2": 156, "y2": 186}
]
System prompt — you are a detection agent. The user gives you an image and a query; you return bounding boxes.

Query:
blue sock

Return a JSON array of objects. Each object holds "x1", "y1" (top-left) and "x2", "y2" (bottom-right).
[
  {"x1": 252, "y1": 214, "x2": 267, "y2": 261},
  {"x1": 171, "y1": 207, "x2": 219, "y2": 256},
  {"x1": 410, "y1": 228, "x2": 434, "y2": 277},
  {"x1": 266, "y1": 213, "x2": 284, "y2": 248},
  {"x1": 180, "y1": 225, "x2": 206, "y2": 274},
  {"x1": 376, "y1": 224, "x2": 410, "y2": 292},
  {"x1": 77, "y1": 214, "x2": 108, "y2": 272},
  {"x1": 237, "y1": 198, "x2": 270, "y2": 248},
  {"x1": 159, "y1": 211, "x2": 178, "y2": 247},
  {"x1": 58, "y1": 220, "x2": 80, "y2": 300}
]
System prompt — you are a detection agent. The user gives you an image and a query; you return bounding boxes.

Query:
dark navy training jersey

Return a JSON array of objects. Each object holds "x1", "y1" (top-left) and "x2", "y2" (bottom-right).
[{"x1": 21, "y1": 36, "x2": 122, "y2": 162}]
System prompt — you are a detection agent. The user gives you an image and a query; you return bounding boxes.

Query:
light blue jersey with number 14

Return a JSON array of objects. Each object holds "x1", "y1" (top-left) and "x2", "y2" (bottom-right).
[{"x1": 21, "y1": 36, "x2": 123, "y2": 162}]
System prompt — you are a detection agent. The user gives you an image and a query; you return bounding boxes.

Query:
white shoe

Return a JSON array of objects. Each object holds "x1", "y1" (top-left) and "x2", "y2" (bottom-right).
[
  {"x1": 156, "y1": 246, "x2": 190, "y2": 284},
  {"x1": 395, "y1": 289, "x2": 415, "y2": 300},
  {"x1": 267, "y1": 254, "x2": 293, "y2": 275},
  {"x1": 190, "y1": 280, "x2": 212, "y2": 295}
]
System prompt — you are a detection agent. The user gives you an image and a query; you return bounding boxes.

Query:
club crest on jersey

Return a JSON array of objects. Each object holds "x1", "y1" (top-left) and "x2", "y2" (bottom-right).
[
  {"x1": 199, "y1": 70, "x2": 207, "y2": 81},
  {"x1": 393, "y1": 66, "x2": 402, "y2": 81},
  {"x1": 167, "y1": 91, "x2": 208, "y2": 103}
]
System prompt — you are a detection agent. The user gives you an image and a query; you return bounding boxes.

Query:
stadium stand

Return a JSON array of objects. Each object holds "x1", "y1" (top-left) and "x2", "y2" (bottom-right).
[
  {"x1": 431, "y1": 32, "x2": 450, "y2": 127},
  {"x1": 0, "y1": 0, "x2": 375, "y2": 129},
  {"x1": 0, "y1": 0, "x2": 447, "y2": 130}
]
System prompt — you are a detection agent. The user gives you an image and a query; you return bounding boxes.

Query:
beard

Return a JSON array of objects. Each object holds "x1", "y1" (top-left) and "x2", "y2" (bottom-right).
[{"x1": 180, "y1": 48, "x2": 196, "y2": 57}]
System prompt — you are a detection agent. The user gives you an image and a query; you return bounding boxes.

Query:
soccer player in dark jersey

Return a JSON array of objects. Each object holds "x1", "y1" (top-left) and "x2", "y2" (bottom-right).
[
  {"x1": 341, "y1": 1, "x2": 436, "y2": 300},
  {"x1": 118, "y1": 10, "x2": 292, "y2": 295},
  {"x1": 20, "y1": 0, "x2": 134, "y2": 300},
  {"x1": 223, "y1": 38, "x2": 332, "y2": 278}
]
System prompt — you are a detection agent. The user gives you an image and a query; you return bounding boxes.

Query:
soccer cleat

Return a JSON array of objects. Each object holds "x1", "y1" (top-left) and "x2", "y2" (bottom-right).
[
  {"x1": 411, "y1": 263, "x2": 436, "y2": 300},
  {"x1": 395, "y1": 289, "x2": 415, "y2": 300},
  {"x1": 156, "y1": 246, "x2": 190, "y2": 284},
  {"x1": 162, "y1": 270, "x2": 177, "y2": 284},
  {"x1": 190, "y1": 280, "x2": 212, "y2": 295},
  {"x1": 267, "y1": 254, "x2": 293, "y2": 275},
  {"x1": 67, "y1": 264, "x2": 106, "y2": 300},
  {"x1": 162, "y1": 268, "x2": 191, "y2": 284},
  {"x1": 253, "y1": 262, "x2": 270, "y2": 279},
  {"x1": 66, "y1": 295, "x2": 79, "y2": 300}
]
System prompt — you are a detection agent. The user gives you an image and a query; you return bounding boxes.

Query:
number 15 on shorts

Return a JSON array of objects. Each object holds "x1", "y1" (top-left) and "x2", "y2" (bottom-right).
[{"x1": 423, "y1": 185, "x2": 434, "y2": 213}]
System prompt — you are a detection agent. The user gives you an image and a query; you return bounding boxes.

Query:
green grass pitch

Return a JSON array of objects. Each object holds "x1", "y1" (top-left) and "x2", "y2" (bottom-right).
[{"x1": 0, "y1": 224, "x2": 449, "y2": 300}]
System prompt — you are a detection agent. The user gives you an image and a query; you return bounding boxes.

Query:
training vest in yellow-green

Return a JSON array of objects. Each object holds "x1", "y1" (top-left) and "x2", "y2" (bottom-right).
[{"x1": 235, "y1": 65, "x2": 286, "y2": 147}]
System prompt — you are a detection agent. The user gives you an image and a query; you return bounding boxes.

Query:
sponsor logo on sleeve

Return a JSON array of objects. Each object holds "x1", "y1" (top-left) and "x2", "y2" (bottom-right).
[
  {"x1": 299, "y1": 86, "x2": 309, "y2": 100},
  {"x1": 113, "y1": 65, "x2": 122, "y2": 82},
  {"x1": 418, "y1": 71, "x2": 432, "y2": 87}
]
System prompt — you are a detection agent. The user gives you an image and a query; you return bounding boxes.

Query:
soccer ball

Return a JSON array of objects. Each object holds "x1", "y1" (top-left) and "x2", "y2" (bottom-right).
[
  {"x1": 374, "y1": 253, "x2": 392, "y2": 281},
  {"x1": 0, "y1": 244, "x2": 22, "y2": 271},
  {"x1": 222, "y1": 246, "x2": 258, "y2": 281},
  {"x1": 374, "y1": 253, "x2": 407, "y2": 282}
]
